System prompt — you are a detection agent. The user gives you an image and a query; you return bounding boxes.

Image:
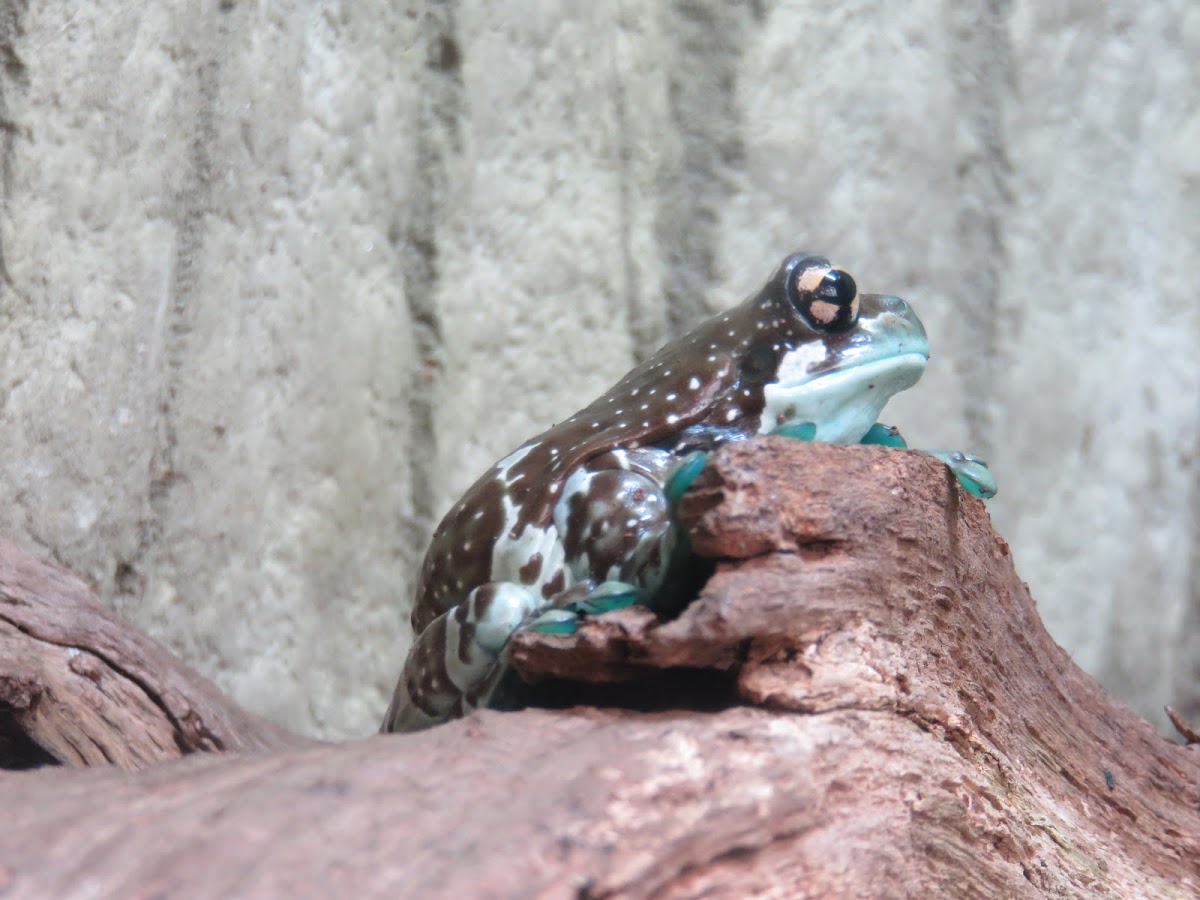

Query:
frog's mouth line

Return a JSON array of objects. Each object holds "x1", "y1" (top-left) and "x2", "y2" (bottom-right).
[{"x1": 759, "y1": 352, "x2": 928, "y2": 445}]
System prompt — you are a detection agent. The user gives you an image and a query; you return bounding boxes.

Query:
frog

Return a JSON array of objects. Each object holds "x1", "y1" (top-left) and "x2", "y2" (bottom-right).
[{"x1": 381, "y1": 251, "x2": 996, "y2": 733}]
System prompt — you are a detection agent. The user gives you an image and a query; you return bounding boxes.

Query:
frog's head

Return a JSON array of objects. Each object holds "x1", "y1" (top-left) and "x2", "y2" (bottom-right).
[
  {"x1": 530, "y1": 251, "x2": 929, "y2": 479},
  {"x1": 659, "y1": 252, "x2": 930, "y2": 450},
  {"x1": 751, "y1": 252, "x2": 929, "y2": 443}
]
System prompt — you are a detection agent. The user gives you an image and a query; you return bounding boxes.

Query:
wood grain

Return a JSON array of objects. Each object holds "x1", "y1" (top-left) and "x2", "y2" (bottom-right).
[{"x1": 1, "y1": 440, "x2": 1196, "y2": 898}]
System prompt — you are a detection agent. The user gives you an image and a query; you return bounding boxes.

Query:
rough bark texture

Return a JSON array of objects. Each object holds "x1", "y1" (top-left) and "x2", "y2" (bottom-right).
[
  {"x1": 0, "y1": 539, "x2": 304, "y2": 770},
  {"x1": 1, "y1": 441, "x2": 1197, "y2": 898},
  {"x1": 0, "y1": 2, "x2": 1196, "y2": 741}
]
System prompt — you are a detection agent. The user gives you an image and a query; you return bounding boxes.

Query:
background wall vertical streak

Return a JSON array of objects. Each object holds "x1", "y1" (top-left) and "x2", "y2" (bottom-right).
[
  {"x1": 0, "y1": 0, "x2": 27, "y2": 289},
  {"x1": 610, "y1": 4, "x2": 655, "y2": 362},
  {"x1": 399, "y1": 1, "x2": 460, "y2": 566},
  {"x1": 944, "y1": 0, "x2": 1014, "y2": 459},
  {"x1": 1178, "y1": 459, "x2": 1200, "y2": 719},
  {"x1": 655, "y1": 0, "x2": 756, "y2": 337},
  {"x1": 145, "y1": 13, "x2": 229, "y2": 604}
]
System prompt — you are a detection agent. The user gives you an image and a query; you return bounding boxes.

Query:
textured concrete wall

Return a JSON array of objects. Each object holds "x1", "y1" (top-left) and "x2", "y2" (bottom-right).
[{"x1": 0, "y1": 0, "x2": 1196, "y2": 739}]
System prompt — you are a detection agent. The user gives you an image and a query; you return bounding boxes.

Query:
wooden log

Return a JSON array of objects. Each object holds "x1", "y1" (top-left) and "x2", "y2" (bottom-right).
[
  {"x1": 1, "y1": 440, "x2": 1196, "y2": 898},
  {"x1": 0, "y1": 539, "x2": 304, "y2": 769}
]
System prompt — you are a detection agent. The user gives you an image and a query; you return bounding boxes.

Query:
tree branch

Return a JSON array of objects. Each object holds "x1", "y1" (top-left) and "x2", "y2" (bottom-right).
[
  {"x1": 2, "y1": 440, "x2": 1196, "y2": 898},
  {"x1": 0, "y1": 539, "x2": 305, "y2": 769}
]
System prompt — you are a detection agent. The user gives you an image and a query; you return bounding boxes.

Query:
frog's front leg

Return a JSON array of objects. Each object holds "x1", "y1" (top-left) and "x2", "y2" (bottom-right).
[{"x1": 861, "y1": 423, "x2": 998, "y2": 499}]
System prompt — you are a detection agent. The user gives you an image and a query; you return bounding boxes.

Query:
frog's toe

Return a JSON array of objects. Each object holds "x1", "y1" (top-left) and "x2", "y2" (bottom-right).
[
  {"x1": 575, "y1": 580, "x2": 640, "y2": 616},
  {"x1": 927, "y1": 450, "x2": 998, "y2": 499},
  {"x1": 770, "y1": 420, "x2": 818, "y2": 441},
  {"x1": 665, "y1": 450, "x2": 708, "y2": 510},
  {"x1": 527, "y1": 608, "x2": 581, "y2": 635},
  {"x1": 860, "y1": 423, "x2": 908, "y2": 448}
]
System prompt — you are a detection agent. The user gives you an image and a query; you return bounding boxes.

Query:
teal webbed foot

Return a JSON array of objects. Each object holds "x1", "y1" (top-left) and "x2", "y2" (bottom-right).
[
  {"x1": 925, "y1": 450, "x2": 998, "y2": 499},
  {"x1": 770, "y1": 420, "x2": 818, "y2": 441},
  {"x1": 526, "y1": 580, "x2": 641, "y2": 635},
  {"x1": 860, "y1": 424, "x2": 997, "y2": 499},
  {"x1": 664, "y1": 450, "x2": 708, "y2": 512},
  {"x1": 574, "y1": 580, "x2": 640, "y2": 615},
  {"x1": 527, "y1": 608, "x2": 580, "y2": 635},
  {"x1": 860, "y1": 422, "x2": 908, "y2": 448}
]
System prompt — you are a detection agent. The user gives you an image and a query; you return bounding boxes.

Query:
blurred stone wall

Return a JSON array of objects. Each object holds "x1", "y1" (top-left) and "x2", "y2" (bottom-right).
[{"x1": 0, "y1": 0, "x2": 1196, "y2": 738}]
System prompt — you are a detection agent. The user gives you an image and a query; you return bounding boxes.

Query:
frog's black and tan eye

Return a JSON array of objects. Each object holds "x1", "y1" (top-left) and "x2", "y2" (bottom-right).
[{"x1": 786, "y1": 257, "x2": 860, "y2": 333}]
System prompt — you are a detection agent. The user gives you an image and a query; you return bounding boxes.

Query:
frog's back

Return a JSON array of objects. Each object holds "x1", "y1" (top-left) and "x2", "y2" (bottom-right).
[{"x1": 409, "y1": 306, "x2": 764, "y2": 632}]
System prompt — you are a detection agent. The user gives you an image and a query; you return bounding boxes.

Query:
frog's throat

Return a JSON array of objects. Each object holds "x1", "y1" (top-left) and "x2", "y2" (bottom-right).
[{"x1": 757, "y1": 352, "x2": 928, "y2": 444}]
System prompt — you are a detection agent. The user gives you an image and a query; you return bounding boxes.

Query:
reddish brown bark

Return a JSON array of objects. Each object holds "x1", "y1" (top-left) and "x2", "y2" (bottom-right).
[
  {"x1": 1, "y1": 440, "x2": 1196, "y2": 898},
  {"x1": 1167, "y1": 707, "x2": 1200, "y2": 745},
  {"x1": 0, "y1": 538, "x2": 304, "y2": 769}
]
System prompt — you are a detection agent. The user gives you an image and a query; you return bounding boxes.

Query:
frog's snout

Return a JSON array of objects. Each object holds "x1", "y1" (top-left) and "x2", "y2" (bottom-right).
[
  {"x1": 860, "y1": 294, "x2": 930, "y2": 360},
  {"x1": 874, "y1": 295, "x2": 920, "y2": 329}
]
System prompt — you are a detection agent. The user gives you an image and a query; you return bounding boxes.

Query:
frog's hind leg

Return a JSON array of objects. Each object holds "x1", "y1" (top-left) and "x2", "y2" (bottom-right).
[
  {"x1": 383, "y1": 448, "x2": 697, "y2": 731},
  {"x1": 381, "y1": 581, "x2": 543, "y2": 732}
]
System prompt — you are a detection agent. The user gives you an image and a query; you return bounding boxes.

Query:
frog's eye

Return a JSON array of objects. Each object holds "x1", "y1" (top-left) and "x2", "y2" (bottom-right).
[{"x1": 788, "y1": 262, "x2": 860, "y2": 333}]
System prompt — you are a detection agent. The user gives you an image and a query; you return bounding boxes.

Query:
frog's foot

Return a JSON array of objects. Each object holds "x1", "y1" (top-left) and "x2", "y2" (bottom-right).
[
  {"x1": 526, "y1": 581, "x2": 641, "y2": 635},
  {"x1": 526, "y1": 608, "x2": 580, "y2": 635},
  {"x1": 925, "y1": 449, "x2": 998, "y2": 499},
  {"x1": 382, "y1": 581, "x2": 543, "y2": 732},
  {"x1": 574, "y1": 580, "x2": 640, "y2": 615},
  {"x1": 665, "y1": 450, "x2": 708, "y2": 512},
  {"x1": 859, "y1": 425, "x2": 996, "y2": 499},
  {"x1": 859, "y1": 422, "x2": 908, "y2": 448},
  {"x1": 769, "y1": 420, "x2": 818, "y2": 441}
]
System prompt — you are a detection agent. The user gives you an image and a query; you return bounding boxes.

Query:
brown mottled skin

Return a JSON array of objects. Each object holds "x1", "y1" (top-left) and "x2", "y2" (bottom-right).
[
  {"x1": 415, "y1": 257, "x2": 867, "y2": 631},
  {"x1": 385, "y1": 252, "x2": 933, "y2": 732}
]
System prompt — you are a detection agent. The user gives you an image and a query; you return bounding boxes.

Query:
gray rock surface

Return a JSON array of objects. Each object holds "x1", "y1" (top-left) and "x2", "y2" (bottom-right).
[{"x1": 0, "y1": 0, "x2": 1196, "y2": 738}]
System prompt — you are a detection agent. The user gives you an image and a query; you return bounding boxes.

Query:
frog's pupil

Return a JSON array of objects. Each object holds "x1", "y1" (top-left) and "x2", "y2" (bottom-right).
[{"x1": 821, "y1": 269, "x2": 857, "y2": 305}]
